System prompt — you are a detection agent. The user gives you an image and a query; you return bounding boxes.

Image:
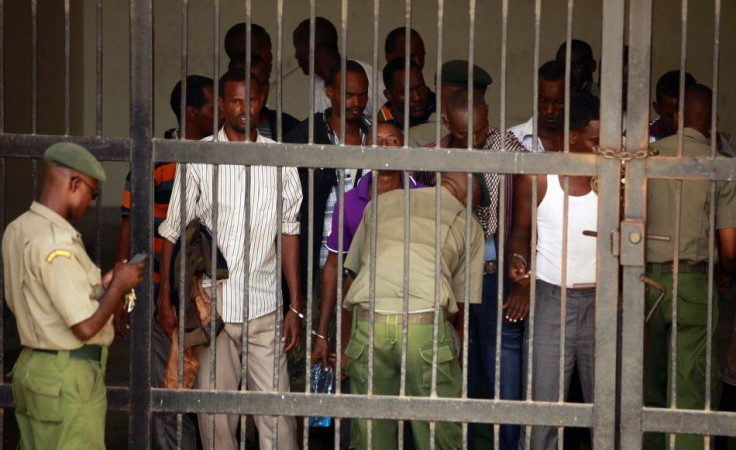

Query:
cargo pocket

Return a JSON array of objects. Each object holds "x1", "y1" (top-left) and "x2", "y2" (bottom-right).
[
  {"x1": 420, "y1": 344, "x2": 457, "y2": 388},
  {"x1": 21, "y1": 373, "x2": 63, "y2": 423},
  {"x1": 344, "y1": 338, "x2": 368, "y2": 386},
  {"x1": 677, "y1": 274, "x2": 710, "y2": 327}
]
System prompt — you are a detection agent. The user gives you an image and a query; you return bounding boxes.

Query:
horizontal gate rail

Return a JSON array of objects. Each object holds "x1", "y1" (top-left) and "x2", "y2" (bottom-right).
[
  {"x1": 154, "y1": 139, "x2": 600, "y2": 175},
  {"x1": 642, "y1": 408, "x2": 736, "y2": 436},
  {"x1": 150, "y1": 389, "x2": 593, "y2": 427},
  {"x1": 0, "y1": 133, "x2": 130, "y2": 161}
]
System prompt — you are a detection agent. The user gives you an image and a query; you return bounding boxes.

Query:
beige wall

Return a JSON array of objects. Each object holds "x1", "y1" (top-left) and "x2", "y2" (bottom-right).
[{"x1": 3, "y1": 0, "x2": 736, "y2": 210}]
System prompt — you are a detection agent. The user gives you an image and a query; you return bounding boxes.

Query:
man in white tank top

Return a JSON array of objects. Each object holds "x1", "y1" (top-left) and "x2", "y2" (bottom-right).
[{"x1": 507, "y1": 94, "x2": 600, "y2": 450}]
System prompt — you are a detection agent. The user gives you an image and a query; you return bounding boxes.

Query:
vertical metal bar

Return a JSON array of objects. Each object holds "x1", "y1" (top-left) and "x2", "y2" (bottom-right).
[
  {"x1": 64, "y1": 0, "x2": 70, "y2": 135},
  {"x1": 620, "y1": 0, "x2": 653, "y2": 448},
  {"x1": 307, "y1": 3, "x2": 315, "y2": 145},
  {"x1": 524, "y1": 0, "x2": 542, "y2": 446},
  {"x1": 433, "y1": 1, "x2": 443, "y2": 147},
  {"x1": 402, "y1": 0, "x2": 411, "y2": 134},
  {"x1": 430, "y1": 172, "x2": 443, "y2": 450},
  {"x1": 334, "y1": 166, "x2": 346, "y2": 448},
  {"x1": 272, "y1": 170, "x2": 284, "y2": 450},
  {"x1": 95, "y1": 0, "x2": 103, "y2": 137},
  {"x1": 31, "y1": 0, "x2": 39, "y2": 197},
  {"x1": 398, "y1": 169, "x2": 410, "y2": 450},
  {"x1": 0, "y1": 157, "x2": 5, "y2": 439},
  {"x1": 303, "y1": 168, "x2": 315, "y2": 450},
  {"x1": 366, "y1": 169, "x2": 379, "y2": 450},
  {"x1": 93, "y1": 0, "x2": 103, "y2": 266},
  {"x1": 177, "y1": 165, "x2": 189, "y2": 450},
  {"x1": 370, "y1": 0, "x2": 379, "y2": 137},
  {"x1": 179, "y1": 0, "x2": 188, "y2": 140},
  {"x1": 339, "y1": 0, "x2": 347, "y2": 145},
  {"x1": 239, "y1": 165, "x2": 252, "y2": 450},
  {"x1": 594, "y1": 0, "x2": 624, "y2": 447},
  {"x1": 463, "y1": 173, "x2": 473, "y2": 450},
  {"x1": 466, "y1": 0, "x2": 476, "y2": 151},
  {"x1": 129, "y1": 0, "x2": 154, "y2": 448},
  {"x1": 276, "y1": 0, "x2": 284, "y2": 142},
  {"x1": 244, "y1": 4, "x2": 251, "y2": 142}
]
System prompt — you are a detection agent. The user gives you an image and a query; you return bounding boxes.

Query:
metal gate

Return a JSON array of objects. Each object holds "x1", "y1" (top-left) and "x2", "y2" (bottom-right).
[{"x1": 1, "y1": 0, "x2": 735, "y2": 448}]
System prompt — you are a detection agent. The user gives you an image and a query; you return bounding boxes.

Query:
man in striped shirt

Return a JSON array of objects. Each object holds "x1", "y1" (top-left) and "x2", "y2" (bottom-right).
[{"x1": 158, "y1": 68, "x2": 302, "y2": 450}]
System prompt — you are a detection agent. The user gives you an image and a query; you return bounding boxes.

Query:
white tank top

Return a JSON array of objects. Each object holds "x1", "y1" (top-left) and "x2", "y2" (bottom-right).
[{"x1": 536, "y1": 174, "x2": 598, "y2": 287}]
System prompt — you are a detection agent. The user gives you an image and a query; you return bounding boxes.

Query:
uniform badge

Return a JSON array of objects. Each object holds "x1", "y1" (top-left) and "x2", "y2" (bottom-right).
[{"x1": 46, "y1": 249, "x2": 72, "y2": 263}]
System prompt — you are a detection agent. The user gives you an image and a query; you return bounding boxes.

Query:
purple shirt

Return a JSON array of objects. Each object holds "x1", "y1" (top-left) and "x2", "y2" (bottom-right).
[{"x1": 325, "y1": 172, "x2": 424, "y2": 253}]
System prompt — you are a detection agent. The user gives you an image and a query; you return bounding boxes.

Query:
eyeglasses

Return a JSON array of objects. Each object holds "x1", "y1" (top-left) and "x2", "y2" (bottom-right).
[{"x1": 75, "y1": 177, "x2": 99, "y2": 201}]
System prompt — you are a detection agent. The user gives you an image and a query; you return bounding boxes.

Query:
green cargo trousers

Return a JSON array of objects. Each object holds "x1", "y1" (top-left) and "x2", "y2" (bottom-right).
[
  {"x1": 10, "y1": 346, "x2": 108, "y2": 450},
  {"x1": 643, "y1": 266, "x2": 720, "y2": 450},
  {"x1": 345, "y1": 310, "x2": 462, "y2": 450}
]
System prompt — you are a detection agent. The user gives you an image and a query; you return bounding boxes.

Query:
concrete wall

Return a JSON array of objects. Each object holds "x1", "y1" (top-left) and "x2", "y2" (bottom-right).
[{"x1": 3, "y1": 0, "x2": 735, "y2": 213}]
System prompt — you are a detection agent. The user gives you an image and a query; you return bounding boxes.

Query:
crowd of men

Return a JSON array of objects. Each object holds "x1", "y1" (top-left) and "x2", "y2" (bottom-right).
[{"x1": 3, "y1": 16, "x2": 736, "y2": 450}]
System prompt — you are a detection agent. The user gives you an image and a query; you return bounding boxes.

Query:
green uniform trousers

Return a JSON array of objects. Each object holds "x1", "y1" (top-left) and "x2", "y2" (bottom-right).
[
  {"x1": 345, "y1": 311, "x2": 462, "y2": 450},
  {"x1": 11, "y1": 347, "x2": 108, "y2": 450},
  {"x1": 643, "y1": 266, "x2": 720, "y2": 450}
]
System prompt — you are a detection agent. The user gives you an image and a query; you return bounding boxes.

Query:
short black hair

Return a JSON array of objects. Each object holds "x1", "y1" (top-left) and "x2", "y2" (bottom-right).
[
  {"x1": 557, "y1": 39, "x2": 594, "y2": 62},
  {"x1": 569, "y1": 93, "x2": 600, "y2": 132},
  {"x1": 227, "y1": 52, "x2": 269, "y2": 73},
  {"x1": 655, "y1": 70, "x2": 697, "y2": 103},
  {"x1": 382, "y1": 57, "x2": 421, "y2": 90},
  {"x1": 169, "y1": 75, "x2": 215, "y2": 124},
  {"x1": 294, "y1": 17, "x2": 338, "y2": 49},
  {"x1": 325, "y1": 60, "x2": 367, "y2": 87},
  {"x1": 218, "y1": 68, "x2": 259, "y2": 99},
  {"x1": 224, "y1": 23, "x2": 270, "y2": 61},
  {"x1": 446, "y1": 88, "x2": 486, "y2": 119},
  {"x1": 538, "y1": 60, "x2": 565, "y2": 81},
  {"x1": 384, "y1": 27, "x2": 421, "y2": 54}
]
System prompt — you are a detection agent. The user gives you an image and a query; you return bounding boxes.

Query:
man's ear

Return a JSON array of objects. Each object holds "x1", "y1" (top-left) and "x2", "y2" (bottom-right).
[
  {"x1": 653, "y1": 101, "x2": 661, "y2": 115},
  {"x1": 384, "y1": 88, "x2": 393, "y2": 103},
  {"x1": 591, "y1": 60, "x2": 598, "y2": 74},
  {"x1": 325, "y1": 85, "x2": 334, "y2": 103},
  {"x1": 569, "y1": 129, "x2": 579, "y2": 146},
  {"x1": 441, "y1": 113, "x2": 451, "y2": 130},
  {"x1": 186, "y1": 105, "x2": 197, "y2": 120},
  {"x1": 218, "y1": 96, "x2": 225, "y2": 111}
]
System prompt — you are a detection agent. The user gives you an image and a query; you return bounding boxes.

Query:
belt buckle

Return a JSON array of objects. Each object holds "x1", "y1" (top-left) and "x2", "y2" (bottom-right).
[{"x1": 484, "y1": 261, "x2": 497, "y2": 274}]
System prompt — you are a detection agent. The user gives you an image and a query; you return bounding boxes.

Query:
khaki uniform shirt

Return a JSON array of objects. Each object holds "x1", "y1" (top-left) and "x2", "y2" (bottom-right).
[
  {"x1": 2, "y1": 202, "x2": 113, "y2": 349},
  {"x1": 407, "y1": 112, "x2": 450, "y2": 148},
  {"x1": 344, "y1": 187, "x2": 484, "y2": 314},
  {"x1": 647, "y1": 128, "x2": 736, "y2": 263}
]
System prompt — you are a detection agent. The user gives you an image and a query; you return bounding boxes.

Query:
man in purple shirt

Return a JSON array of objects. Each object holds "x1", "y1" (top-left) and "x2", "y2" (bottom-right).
[{"x1": 311, "y1": 121, "x2": 424, "y2": 370}]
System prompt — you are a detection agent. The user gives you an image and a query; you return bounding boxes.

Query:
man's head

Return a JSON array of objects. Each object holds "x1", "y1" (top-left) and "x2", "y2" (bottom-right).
[
  {"x1": 42, "y1": 142, "x2": 106, "y2": 219},
  {"x1": 218, "y1": 69, "x2": 264, "y2": 137},
  {"x1": 224, "y1": 23, "x2": 272, "y2": 69},
  {"x1": 556, "y1": 39, "x2": 596, "y2": 93},
  {"x1": 439, "y1": 172, "x2": 490, "y2": 210},
  {"x1": 653, "y1": 70, "x2": 697, "y2": 138},
  {"x1": 325, "y1": 60, "x2": 369, "y2": 122},
  {"x1": 437, "y1": 60, "x2": 492, "y2": 116},
  {"x1": 537, "y1": 60, "x2": 566, "y2": 132},
  {"x1": 681, "y1": 84, "x2": 713, "y2": 137},
  {"x1": 382, "y1": 57, "x2": 430, "y2": 126},
  {"x1": 170, "y1": 75, "x2": 216, "y2": 139},
  {"x1": 568, "y1": 94, "x2": 600, "y2": 154},
  {"x1": 384, "y1": 27, "x2": 426, "y2": 69},
  {"x1": 293, "y1": 17, "x2": 339, "y2": 78},
  {"x1": 443, "y1": 88, "x2": 489, "y2": 149}
]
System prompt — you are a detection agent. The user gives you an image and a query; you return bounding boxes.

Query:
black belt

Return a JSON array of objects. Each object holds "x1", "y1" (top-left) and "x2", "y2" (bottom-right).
[
  {"x1": 646, "y1": 260, "x2": 708, "y2": 275},
  {"x1": 33, "y1": 344, "x2": 103, "y2": 361}
]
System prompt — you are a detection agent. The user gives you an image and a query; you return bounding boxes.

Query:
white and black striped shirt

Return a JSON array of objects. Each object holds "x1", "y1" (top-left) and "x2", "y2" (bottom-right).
[{"x1": 159, "y1": 129, "x2": 302, "y2": 322}]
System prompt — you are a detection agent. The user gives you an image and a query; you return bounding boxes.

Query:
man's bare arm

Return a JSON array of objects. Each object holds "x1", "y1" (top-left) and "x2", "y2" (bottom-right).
[
  {"x1": 719, "y1": 228, "x2": 736, "y2": 275},
  {"x1": 281, "y1": 234, "x2": 303, "y2": 353},
  {"x1": 312, "y1": 251, "x2": 338, "y2": 368}
]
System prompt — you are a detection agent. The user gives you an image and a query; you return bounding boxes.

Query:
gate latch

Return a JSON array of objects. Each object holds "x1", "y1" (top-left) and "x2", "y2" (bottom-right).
[{"x1": 619, "y1": 220, "x2": 645, "y2": 266}]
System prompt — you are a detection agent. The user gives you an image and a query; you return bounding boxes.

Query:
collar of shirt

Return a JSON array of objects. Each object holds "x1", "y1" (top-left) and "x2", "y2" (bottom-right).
[
  {"x1": 355, "y1": 171, "x2": 421, "y2": 201},
  {"x1": 207, "y1": 126, "x2": 273, "y2": 144},
  {"x1": 29, "y1": 202, "x2": 81, "y2": 240},
  {"x1": 508, "y1": 117, "x2": 546, "y2": 152},
  {"x1": 322, "y1": 107, "x2": 371, "y2": 146}
]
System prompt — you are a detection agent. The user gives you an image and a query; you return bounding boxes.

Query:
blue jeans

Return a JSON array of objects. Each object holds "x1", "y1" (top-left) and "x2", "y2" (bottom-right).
[{"x1": 467, "y1": 272, "x2": 523, "y2": 450}]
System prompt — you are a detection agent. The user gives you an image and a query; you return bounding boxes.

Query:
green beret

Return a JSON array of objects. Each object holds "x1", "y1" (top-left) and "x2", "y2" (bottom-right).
[
  {"x1": 44, "y1": 142, "x2": 107, "y2": 182},
  {"x1": 473, "y1": 173, "x2": 492, "y2": 208},
  {"x1": 439, "y1": 60, "x2": 493, "y2": 89}
]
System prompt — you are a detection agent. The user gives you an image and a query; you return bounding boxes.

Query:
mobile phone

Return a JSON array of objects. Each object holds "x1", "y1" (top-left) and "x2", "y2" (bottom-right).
[{"x1": 128, "y1": 252, "x2": 148, "y2": 264}]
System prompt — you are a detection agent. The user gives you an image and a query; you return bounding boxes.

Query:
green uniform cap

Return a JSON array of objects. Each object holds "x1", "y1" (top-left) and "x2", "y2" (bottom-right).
[
  {"x1": 43, "y1": 142, "x2": 107, "y2": 182},
  {"x1": 473, "y1": 173, "x2": 491, "y2": 208},
  {"x1": 439, "y1": 60, "x2": 493, "y2": 89}
]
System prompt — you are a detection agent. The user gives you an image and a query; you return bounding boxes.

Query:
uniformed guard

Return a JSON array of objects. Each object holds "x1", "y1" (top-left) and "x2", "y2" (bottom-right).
[{"x1": 2, "y1": 142, "x2": 146, "y2": 449}]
